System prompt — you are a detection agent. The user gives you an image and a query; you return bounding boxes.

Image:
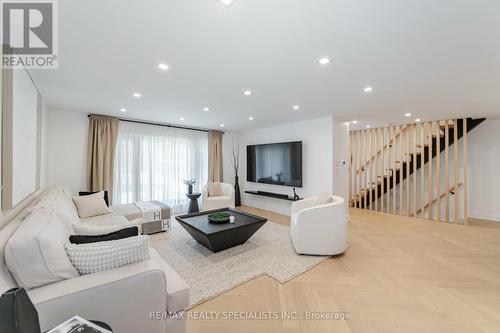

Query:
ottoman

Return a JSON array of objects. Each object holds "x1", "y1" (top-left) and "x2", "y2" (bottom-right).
[{"x1": 111, "y1": 201, "x2": 171, "y2": 235}]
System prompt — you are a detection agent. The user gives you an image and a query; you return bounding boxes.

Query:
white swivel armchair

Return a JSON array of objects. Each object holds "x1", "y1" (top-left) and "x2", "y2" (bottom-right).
[
  {"x1": 201, "y1": 182, "x2": 235, "y2": 211},
  {"x1": 290, "y1": 195, "x2": 347, "y2": 256}
]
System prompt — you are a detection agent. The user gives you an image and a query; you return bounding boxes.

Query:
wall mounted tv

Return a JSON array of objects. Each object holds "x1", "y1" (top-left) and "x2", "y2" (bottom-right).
[{"x1": 246, "y1": 141, "x2": 302, "y2": 188}]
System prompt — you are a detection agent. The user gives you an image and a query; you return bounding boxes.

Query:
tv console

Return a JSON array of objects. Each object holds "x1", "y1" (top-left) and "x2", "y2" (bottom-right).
[{"x1": 244, "y1": 190, "x2": 302, "y2": 202}]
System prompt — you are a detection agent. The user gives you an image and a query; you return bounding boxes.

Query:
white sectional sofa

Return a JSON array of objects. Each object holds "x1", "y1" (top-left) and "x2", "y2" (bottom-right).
[{"x1": 0, "y1": 187, "x2": 189, "y2": 333}]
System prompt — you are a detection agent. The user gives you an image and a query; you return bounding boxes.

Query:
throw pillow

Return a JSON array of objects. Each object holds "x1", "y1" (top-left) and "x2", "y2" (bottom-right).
[
  {"x1": 69, "y1": 226, "x2": 139, "y2": 244},
  {"x1": 72, "y1": 191, "x2": 111, "y2": 218},
  {"x1": 5, "y1": 210, "x2": 79, "y2": 289},
  {"x1": 65, "y1": 235, "x2": 150, "y2": 275},
  {"x1": 79, "y1": 191, "x2": 110, "y2": 207},
  {"x1": 207, "y1": 182, "x2": 224, "y2": 197}
]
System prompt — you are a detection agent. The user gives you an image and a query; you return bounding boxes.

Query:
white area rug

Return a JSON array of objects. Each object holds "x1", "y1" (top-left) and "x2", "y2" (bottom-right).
[{"x1": 150, "y1": 220, "x2": 329, "y2": 307}]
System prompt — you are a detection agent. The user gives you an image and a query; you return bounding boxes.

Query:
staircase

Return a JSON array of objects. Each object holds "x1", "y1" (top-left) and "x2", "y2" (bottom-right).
[{"x1": 350, "y1": 118, "x2": 485, "y2": 219}]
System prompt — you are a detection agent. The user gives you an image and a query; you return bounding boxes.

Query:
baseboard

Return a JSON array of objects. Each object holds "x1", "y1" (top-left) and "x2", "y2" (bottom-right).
[{"x1": 469, "y1": 213, "x2": 500, "y2": 223}]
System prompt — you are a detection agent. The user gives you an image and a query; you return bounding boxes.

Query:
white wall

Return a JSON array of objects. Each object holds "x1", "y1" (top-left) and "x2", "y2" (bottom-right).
[
  {"x1": 237, "y1": 117, "x2": 333, "y2": 216},
  {"x1": 46, "y1": 109, "x2": 88, "y2": 194},
  {"x1": 333, "y1": 119, "x2": 350, "y2": 201},
  {"x1": 222, "y1": 132, "x2": 239, "y2": 185},
  {"x1": 0, "y1": 70, "x2": 48, "y2": 222},
  {"x1": 332, "y1": 119, "x2": 350, "y2": 218},
  {"x1": 469, "y1": 119, "x2": 500, "y2": 221}
]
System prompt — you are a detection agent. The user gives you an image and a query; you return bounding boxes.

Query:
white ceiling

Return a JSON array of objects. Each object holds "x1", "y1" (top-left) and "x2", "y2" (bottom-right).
[{"x1": 30, "y1": 0, "x2": 500, "y2": 132}]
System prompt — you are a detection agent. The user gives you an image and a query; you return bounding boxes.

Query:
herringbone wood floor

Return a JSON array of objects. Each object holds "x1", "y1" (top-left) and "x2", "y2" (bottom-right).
[{"x1": 187, "y1": 207, "x2": 500, "y2": 333}]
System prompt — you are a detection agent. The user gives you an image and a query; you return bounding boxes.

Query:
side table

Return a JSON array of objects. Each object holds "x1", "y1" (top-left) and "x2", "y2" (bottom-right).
[{"x1": 186, "y1": 193, "x2": 201, "y2": 213}]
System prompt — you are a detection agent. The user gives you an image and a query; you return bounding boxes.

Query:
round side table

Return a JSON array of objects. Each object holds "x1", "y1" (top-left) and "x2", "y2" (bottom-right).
[{"x1": 186, "y1": 193, "x2": 201, "y2": 213}]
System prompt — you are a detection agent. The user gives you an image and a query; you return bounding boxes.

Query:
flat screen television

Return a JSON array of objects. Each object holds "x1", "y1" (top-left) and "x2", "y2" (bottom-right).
[{"x1": 246, "y1": 141, "x2": 302, "y2": 187}]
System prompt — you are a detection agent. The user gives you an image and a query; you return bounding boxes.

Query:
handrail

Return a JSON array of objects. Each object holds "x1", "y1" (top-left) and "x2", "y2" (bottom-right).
[{"x1": 355, "y1": 125, "x2": 409, "y2": 174}]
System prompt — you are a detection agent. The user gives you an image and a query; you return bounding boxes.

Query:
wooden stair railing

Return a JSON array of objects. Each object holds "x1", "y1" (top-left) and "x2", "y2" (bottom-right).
[
  {"x1": 412, "y1": 183, "x2": 463, "y2": 217},
  {"x1": 349, "y1": 117, "x2": 485, "y2": 224}
]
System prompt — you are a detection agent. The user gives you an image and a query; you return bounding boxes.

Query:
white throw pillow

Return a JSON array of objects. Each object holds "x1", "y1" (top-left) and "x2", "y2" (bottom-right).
[
  {"x1": 65, "y1": 235, "x2": 150, "y2": 275},
  {"x1": 72, "y1": 191, "x2": 111, "y2": 218},
  {"x1": 207, "y1": 182, "x2": 224, "y2": 197},
  {"x1": 5, "y1": 210, "x2": 79, "y2": 289}
]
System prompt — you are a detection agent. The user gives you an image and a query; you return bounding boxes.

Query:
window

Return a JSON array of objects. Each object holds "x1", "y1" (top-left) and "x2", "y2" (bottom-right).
[{"x1": 113, "y1": 121, "x2": 208, "y2": 213}]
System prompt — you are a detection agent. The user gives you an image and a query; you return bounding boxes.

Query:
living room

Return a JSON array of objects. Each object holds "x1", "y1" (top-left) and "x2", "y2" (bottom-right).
[{"x1": 1, "y1": 1, "x2": 500, "y2": 333}]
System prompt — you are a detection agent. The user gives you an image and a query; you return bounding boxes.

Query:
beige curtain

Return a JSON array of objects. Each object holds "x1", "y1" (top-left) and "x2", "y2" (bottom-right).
[
  {"x1": 208, "y1": 131, "x2": 223, "y2": 182},
  {"x1": 87, "y1": 114, "x2": 119, "y2": 200}
]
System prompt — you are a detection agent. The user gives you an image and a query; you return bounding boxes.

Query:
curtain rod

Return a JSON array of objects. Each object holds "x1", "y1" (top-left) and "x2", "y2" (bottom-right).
[{"x1": 87, "y1": 114, "x2": 224, "y2": 134}]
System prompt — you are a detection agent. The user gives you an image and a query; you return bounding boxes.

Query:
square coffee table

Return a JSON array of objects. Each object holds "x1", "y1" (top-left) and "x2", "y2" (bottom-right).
[{"x1": 175, "y1": 208, "x2": 267, "y2": 252}]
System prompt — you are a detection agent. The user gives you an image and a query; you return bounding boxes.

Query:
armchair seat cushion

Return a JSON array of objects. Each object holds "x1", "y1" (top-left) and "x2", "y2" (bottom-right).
[{"x1": 206, "y1": 195, "x2": 231, "y2": 202}]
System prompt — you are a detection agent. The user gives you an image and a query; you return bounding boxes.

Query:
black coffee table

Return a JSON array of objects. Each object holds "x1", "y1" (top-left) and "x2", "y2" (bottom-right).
[{"x1": 175, "y1": 208, "x2": 267, "y2": 252}]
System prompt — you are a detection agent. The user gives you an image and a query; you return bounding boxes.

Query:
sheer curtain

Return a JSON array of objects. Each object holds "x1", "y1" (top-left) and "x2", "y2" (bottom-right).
[{"x1": 113, "y1": 121, "x2": 208, "y2": 213}]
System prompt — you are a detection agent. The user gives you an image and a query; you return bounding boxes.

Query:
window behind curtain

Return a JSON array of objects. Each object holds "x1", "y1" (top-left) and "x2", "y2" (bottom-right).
[{"x1": 113, "y1": 121, "x2": 208, "y2": 213}]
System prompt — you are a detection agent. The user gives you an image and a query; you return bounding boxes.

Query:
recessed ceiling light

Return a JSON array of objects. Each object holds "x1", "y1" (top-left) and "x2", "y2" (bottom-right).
[
  {"x1": 220, "y1": 124, "x2": 225, "y2": 127},
  {"x1": 366, "y1": 125, "x2": 371, "y2": 128},
  {"x1": 218, "y1": 0, "x2": 235, "y2": 7},
  {"x1": 248, "y1": 117, "x2": 254, "y2": 120},
  {"x1": 318, "y1": 57, "x2": 331, "y2": 65},
  {"x1": 404, "y1": 112, "x2": 412, "y2": 117},
  {"x1": 364, "y1": 86, "x2": 373, "y2": 93},
  {"x1": 132, "y1": 92, "x2": 141, "y2": 98},
  {"x1": 120, "y1": 108, "x2": 126, "y2": 112},
  {"x1": 157, "y1": 63, "x2": 169, "y2": 71},
  {"x1": 351, "y1": 120, "x2": 358, "y2": 124},
  {"x1": 202, "y1": 107, "x2": 210, "y2": 112},
  {"x1": 415, "y1": 118, "x2": 421, "y2": 122},
  {"x1": 243, "y1": 90, "x2": 252, "y2": 96},
  {"x1": 293, "y1": 105, "x2": 300, "y2": 110},
  {"x1": 179, "y1": 117, "x2": 184, "y2": 121}
]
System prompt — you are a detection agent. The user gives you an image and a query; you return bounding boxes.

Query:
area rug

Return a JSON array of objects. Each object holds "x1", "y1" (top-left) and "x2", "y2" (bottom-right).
[{"x1": 150, "y1": 220, "x2": 329, "y2": 307}]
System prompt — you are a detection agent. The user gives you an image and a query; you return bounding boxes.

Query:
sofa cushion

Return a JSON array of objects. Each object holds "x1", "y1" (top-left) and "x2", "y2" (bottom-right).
[
  {"x1": 65, "y1": 235, "x2": 150, "y2": 275},
  {"x1": 72, "y1": 191, "x2": 111, "y2": 218},
  {"x1": 74, "y1": 215, "x2": 140, "y2": 235},
  {"x1": 30, "y1": 187, "x2": 79, "y2": 234},
  {"x1": 149, "y1": 248, "x2": 190, "y2": 313},
  {"x1": 207, "y1": 182, "x2": 224, "y2": 197},
  {"x1": 5, "y1": 210, "x2": 79, "y2": 289}
]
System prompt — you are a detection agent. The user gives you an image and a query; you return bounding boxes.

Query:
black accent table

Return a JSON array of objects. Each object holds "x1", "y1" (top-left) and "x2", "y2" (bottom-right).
[
  {"x1": 175, "y1": 208, "x2": 267, "y2": 252},
  {"x1": 186, "y1": 193, "x2": 201, "y2": 213}
]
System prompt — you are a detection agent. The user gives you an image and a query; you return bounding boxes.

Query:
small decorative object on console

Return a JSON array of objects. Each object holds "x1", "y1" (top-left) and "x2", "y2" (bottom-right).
[
  {"x1": 207, "y1": 212, "x2": 230, "y2": 223},
  {"x1": 293, "y1": 188, "x2": 300, "y2": 201}
]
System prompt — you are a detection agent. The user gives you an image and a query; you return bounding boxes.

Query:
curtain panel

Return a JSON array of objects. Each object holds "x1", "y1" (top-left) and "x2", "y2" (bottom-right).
[
  {"x1": 208, "y1": 131, "x2": 223, "y2": 182},
  {"x1": 113, "y1": 122, "x2": 208, "y2": 213},
  {"x1": 87, "y1": 115, "x2": 119, "y2": 200}
]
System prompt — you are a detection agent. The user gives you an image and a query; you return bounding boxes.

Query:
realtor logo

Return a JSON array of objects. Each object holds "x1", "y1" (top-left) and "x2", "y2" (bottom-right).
[{"x1": 1, "y1": 0, "x2": 58, "y2": 69}]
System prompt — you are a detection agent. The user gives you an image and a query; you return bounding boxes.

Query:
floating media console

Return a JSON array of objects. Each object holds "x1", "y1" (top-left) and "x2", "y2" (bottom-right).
[{"x1": 244, "y1": 190, "x2": 302, "y2": 202}]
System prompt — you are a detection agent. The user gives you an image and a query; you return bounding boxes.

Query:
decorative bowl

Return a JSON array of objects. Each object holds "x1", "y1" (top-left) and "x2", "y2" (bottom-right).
[{"x1": 208, "y1": 212, "x2": 230, "y2": 223}]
